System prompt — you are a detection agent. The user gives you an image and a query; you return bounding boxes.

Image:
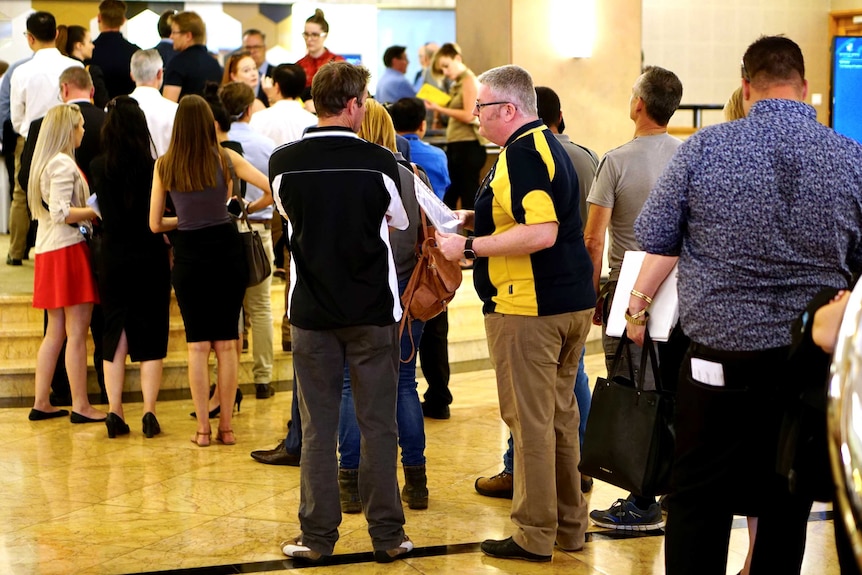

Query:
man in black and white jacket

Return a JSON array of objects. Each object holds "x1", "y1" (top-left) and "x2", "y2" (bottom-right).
[{"x1": 270, "y1": 61, "x2": 413, "y2": 565}]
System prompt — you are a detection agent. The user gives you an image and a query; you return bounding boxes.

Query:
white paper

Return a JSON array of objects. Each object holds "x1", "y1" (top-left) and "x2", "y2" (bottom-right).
[
  {"x1": 690, "y1": 358, "x2": 725, "y2": 387},
  {"x1": 86, "y1": 194, "x2": 101, "y2": 219},
  {"x1": 606, "y1": 250, "x2": 679, "y2": 342},
  {"x1": 411, "y1": 173, "x2": 461, "y2": 233}
]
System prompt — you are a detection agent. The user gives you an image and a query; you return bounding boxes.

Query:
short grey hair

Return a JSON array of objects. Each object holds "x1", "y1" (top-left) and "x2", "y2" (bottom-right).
[
  {"x1": 130, "y1": 49, "x2": 163, "y2": 84},
  {"x1": 477, "y1": 65, "x2": 537, "y2": 116}
]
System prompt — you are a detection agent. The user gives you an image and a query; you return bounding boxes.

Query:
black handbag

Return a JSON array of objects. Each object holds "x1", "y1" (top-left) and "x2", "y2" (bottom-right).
[
  {"x1": 224, "y1": 151, "x2": 271, "y2": 288},
  {"x1": 579, "y1": 329, "x2": 675, "y2": 496},
  {"x1": 238, "y1": 213, "x2": 271, "y2": 287}
]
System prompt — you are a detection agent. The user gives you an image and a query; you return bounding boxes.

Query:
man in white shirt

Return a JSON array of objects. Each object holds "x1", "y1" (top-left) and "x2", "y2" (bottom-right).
[
  {"x1": 128, "y1": 49, "x2": 178, "y2": 157},
  {"x1": 8, "y1": 11, "x2": 82, "y2": 265},
  {"x1": 249, "y1": 63, "x2": 316, "y2": 146}
]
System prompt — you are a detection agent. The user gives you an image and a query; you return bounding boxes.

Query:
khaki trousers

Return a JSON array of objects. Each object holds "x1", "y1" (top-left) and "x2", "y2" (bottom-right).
[{"x1": 485, "y1": 309, "x2": 592, "y2": 555}]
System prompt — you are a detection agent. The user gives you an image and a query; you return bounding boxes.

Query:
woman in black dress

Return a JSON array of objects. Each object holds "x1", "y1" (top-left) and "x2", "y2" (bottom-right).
[
  {"x1": 149, "y1": 95, "x2": 272, "y2": 447},
  {"x1": 91, "y1": 96, "x2": 170, "y2": 438}
]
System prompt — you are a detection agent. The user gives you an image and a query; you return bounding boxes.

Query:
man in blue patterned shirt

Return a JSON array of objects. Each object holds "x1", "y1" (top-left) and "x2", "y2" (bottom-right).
[{"x1": 627, "y1": 36, "x2": 862, "y2": 575}]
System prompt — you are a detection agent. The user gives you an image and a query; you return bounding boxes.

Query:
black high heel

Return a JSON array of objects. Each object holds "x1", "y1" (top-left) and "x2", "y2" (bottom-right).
[
  {"x1": 105, "y1": 413, "x2": 130, "y2": 438},
  {"x1": 190, "y1": 389, "x2": 243, "y2": 418},
  {"x1": 142, "y1": 412, "x2": 160, "y2": 438}
]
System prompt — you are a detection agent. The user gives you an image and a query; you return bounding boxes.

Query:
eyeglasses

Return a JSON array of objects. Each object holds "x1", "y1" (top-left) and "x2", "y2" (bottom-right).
[
  {"x1": 302, "y1": 32, "x2": 326, "y2": 39},
  {"x1": 169, "y1": 29, "x2": 184, "y2": 36},
  {"x1": 244, "y1": 44, "x2": 265, "y2": 51},
  {"x1": 474, "y1": 101, "x2": 511, "y2": 112},
  {"x1": 740, "y1": 58, "x2": 750, "y2": 82}
]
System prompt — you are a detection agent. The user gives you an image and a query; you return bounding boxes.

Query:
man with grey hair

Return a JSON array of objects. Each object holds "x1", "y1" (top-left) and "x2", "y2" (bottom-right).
[
  {"x1": 129, "y1": 49, "x2": 177, "y2": 157},
  {"x1": 437, "y1": 64, "x2": 595, "y2": 562}
]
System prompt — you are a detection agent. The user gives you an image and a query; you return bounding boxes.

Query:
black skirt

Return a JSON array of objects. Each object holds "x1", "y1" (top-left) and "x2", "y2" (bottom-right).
[{"x1": 171, "y1": 223, "x2": 247, "y2": 342}]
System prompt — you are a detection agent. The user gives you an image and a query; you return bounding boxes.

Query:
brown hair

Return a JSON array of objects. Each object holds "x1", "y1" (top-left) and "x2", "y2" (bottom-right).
[
  {"x1": 218, "y1": 82, "x2": 255, "y2": 120},
  {"x1": 741, "y1": 35, "x2": 805, "y2": 90},
  {"x1": 306, "y1": 8, "x2": 330, "y2": 33},
  {"x1": 157, "y1": 95, "x2": 227, "y2": 192},
  {"x1": 59, "y1": 66, "x2": 93, "y2": 91},
  {"x1": 222, "y1": 51, "x2": 254, "y2": 86},
  {"x1": 311, "y1": 61, "x2": 369, "y2": 118},
  {"x1": 56, "y1": 25, "x2": 88, "y2": 57},
  {"x1": 431, "y1": 42, "x2": 462, "y2": 77},
  {"x1": 98, "y1": 0, "x2": 127, "y2": 28},
  {"x1": 172, "y1": 11, "x2": 206, "y2": 45}
]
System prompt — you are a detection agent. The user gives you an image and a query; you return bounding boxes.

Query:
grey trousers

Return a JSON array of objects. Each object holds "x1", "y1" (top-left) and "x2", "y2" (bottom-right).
[{"x1": 291, "y1": 323, "x2": 405, "y2": 555}]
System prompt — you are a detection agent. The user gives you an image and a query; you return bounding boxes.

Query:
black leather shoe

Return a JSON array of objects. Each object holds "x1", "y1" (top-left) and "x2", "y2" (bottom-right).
[
  {"x1": 421, "y1": 402, "x2": 450, "y2": 420},
  {"x1": 28, "y1": 408, "x2": 69, "y2": 421},
  {"x1": 70, "y1": 411, "x2": 107, "y2": 424},
  {"x1": 480, "y1": 537, "x2": 551, "y2": 562},
  {"x1": 142, "y1": 412, "x2": 161, "y2": 438},
  {"x1": 250, "y1": 440, "x2": 300, "y2": 466},
  {"x1": 105, "y1": 413, "x2": 130, "y2": 438},
  {"x1": 6, "y1": 254, "x2": 22, "y2": 266},
  {"x1": 256, "y1": 383, "x2": 275, "y2": 399}
]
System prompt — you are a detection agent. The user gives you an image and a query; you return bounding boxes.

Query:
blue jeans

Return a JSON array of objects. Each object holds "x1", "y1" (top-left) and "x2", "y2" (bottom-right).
[
  {"x1": 503, "y1": 346, "x2": 589, "y2": 474},
  {"x1": 340, "y1": 296, "x2": 426, "y2": 469}
]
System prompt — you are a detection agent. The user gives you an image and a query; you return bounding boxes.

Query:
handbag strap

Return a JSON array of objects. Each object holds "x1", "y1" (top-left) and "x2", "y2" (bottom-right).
[
  {"x1": 608, "y1": 331, "x2": 636, "y2": 383},
  {"x1": 636, "y1": 327, "x2": 664, "y2": 392}
]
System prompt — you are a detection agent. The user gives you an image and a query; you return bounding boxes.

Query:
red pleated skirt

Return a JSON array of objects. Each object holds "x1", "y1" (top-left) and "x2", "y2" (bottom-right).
[{"x1": 33, "y1": 241, "x2": 100, "y2": 310}]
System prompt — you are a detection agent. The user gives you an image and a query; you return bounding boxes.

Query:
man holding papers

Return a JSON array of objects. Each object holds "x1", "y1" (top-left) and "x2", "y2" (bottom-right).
[
  {"x1": 582, "y1": 65, "x2": 685, "y2": 531},
  {"x1": 437, "y1": 65, "x2": 594, "y2": 563}
]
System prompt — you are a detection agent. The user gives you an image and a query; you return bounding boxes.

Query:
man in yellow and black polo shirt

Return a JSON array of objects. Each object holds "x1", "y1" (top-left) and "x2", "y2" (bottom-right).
[{"x1": 437, "y1": 64, "x2": 595, "y2": 563}]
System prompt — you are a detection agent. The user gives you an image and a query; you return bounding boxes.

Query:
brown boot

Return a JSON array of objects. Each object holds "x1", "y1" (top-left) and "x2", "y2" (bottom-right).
[
  {"x1": 401, "y1": 465, "x2": 428, "y2": 509},
  {"x1": 474, "y1": 470, "x2": 513, "y2": 498},
  {"x1": 338, "y1": 468, "x2": 361, "y2": 513}
]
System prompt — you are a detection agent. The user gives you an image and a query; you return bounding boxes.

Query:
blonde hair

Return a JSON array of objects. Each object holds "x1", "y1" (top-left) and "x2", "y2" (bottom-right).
[
  {"x1": 358, "y1": 99, "x2": 396, "y2": 152},
  {"x1": 724, "y1": 86, "x2": 745, "y2": 122},
  {"x1": 28, "y1": 104, "x2": 86, "y2": 218}
]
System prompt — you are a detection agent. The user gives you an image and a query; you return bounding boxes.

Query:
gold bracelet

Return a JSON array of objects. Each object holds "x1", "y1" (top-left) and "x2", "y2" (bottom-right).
[
  {"x1": 630, "y1": 289, "x2": 653, "y2": 305},
  {"x1": 625, "y1": 309, "x2": 648, "y2": 326},
  {"x1": 627, "y1": 307, "x2": 647, "y2": 319}
]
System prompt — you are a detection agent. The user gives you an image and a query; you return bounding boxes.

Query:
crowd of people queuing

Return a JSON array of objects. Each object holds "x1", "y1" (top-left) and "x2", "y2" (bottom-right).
[{"x1": 2, "y1": 1, "x2": 862, "y2": 572}]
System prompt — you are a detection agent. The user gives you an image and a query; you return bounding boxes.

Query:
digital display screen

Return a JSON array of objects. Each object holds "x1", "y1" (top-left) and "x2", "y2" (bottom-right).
[{"x1": 832, "y1": 36, "x2": 862, "y2": 144}]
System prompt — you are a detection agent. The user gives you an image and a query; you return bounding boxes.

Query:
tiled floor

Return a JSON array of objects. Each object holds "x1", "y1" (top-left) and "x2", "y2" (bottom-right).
[{"x1": 0, "y1": 358, "x2": 841, "y2": 575}]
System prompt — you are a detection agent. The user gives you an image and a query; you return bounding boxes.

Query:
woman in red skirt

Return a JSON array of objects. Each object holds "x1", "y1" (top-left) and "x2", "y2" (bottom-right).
[{"x1": 27, "y1": 103, "x2": 104, "y2": 423}]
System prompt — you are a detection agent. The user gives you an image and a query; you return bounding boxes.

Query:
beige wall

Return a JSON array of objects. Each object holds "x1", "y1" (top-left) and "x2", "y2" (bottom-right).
[
  {"x1": 832, "y1": 0, "x2": 862, "y2": 10},
  {"x1": 457, "y1": 0, "x2": 642, "y2": 156},
  {"x1": 643, "y1": 0, "x2": 831, "y2": 127}
]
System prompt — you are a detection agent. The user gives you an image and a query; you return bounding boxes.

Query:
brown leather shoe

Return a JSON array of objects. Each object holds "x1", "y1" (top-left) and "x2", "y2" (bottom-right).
[
  {"x1": 250, "y1": 440, "x2": 300, "y2": 466},
  {"x1": 475, "y1": 470, "x2": 513, "y2": 498}
]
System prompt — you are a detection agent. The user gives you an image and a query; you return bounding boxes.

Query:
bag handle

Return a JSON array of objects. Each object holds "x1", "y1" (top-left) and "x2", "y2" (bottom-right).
[
  {"x1": 223, "y1": 149, "x2": 254, "y2": 233},
  {"x1": 635, "y1": 327, "x2": 664, "y2": 392},
  {"x1": 608, "y1": 331, "x2": 636, "y2": 383}
]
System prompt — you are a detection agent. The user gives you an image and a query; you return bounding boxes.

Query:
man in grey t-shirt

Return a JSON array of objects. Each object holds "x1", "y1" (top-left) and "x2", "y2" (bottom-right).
[{"x1": 582, "y1": 65, "x2": 683, "y2": 531}]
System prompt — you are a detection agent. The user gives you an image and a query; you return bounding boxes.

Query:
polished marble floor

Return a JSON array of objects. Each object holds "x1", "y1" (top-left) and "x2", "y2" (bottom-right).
[{"x1": 0, "y1": 357, "x2": 841, "y2": 575}]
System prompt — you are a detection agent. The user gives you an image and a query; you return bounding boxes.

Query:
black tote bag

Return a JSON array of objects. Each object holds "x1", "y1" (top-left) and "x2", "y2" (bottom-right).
[{"x1": 579, "y1": 329, "x2": 675, "y2": 496}]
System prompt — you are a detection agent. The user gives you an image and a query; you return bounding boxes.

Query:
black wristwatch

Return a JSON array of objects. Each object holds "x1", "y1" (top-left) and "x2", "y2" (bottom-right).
[{"x1": 463, "y1": 236, "x2": 477, "y2": 260}]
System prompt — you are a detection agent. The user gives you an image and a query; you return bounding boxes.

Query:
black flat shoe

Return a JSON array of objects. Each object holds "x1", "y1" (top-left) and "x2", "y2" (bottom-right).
[
  {"x1": 480, "y1": 537, "x2": 551, "y2": 562},
  {"x1": 142, "y1": 412, "x2": 160, "y2": 438},
  {"x1": 70, "y1": 411, "x2": 107, "y2": 424},
  {"x1": 105, "y1": 413, "x2": 130, "y2": 438},
  {"x1": 28, "y1": 408, "x2": 69, "y2": 421},
  {"x1": 190, "y1": 389, "x2": 242, "y2": 418}
]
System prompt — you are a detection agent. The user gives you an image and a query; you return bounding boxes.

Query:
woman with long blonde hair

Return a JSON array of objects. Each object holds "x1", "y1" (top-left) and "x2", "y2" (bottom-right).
[
  {"x1": 339, "y1": 98, "x2": 431, "y2": 511},
  {"x1": 149, "y1": 95, "x2": 272, "y2": 447},
  {"x1": 28, "y1": 103, "x2": 104, "y2": 423}
]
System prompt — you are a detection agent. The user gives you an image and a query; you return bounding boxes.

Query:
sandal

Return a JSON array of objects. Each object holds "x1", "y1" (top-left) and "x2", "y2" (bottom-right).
[
  {"x1": 191, "y1": 431, "x2": 211, "y2": 447},
  {"x1": 216, "y1": 428, "x2": 236, "y2": 445}
]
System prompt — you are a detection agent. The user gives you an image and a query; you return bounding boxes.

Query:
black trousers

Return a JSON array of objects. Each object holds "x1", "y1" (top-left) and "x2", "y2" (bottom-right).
[
  {"x1": 665, "y1": 343, "x2": 813, "y2": 575},
  {"x1": 420, "y1": 310, "x2": 451, "y2": 408},
  {"x1": 443, "y1": 140, "x2": 486, "y2": 210}
]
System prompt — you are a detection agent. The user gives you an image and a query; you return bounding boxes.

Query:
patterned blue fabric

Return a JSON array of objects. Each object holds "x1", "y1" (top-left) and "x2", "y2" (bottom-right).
[{"x1": 635, "y1": 99, "x2": 862, "y2": 351}]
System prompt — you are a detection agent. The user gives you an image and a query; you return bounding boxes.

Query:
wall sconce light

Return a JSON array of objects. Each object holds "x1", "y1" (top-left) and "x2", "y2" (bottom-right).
[{"x1": 550, "y1": 0, "x2": 596, "y2": 58}]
